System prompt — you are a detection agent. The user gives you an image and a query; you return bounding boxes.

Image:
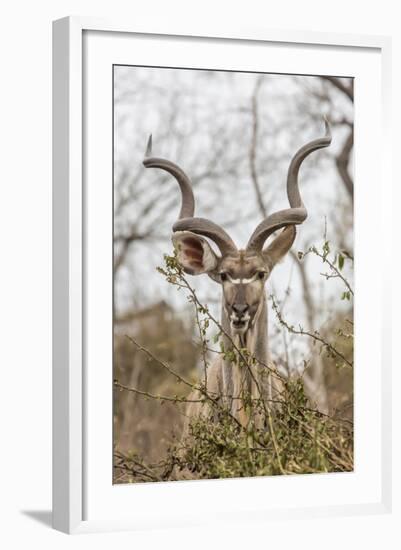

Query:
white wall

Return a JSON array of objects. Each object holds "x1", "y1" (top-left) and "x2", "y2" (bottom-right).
[{"x1": 0, "y1": 1, "x2": 399, "y2": 548}]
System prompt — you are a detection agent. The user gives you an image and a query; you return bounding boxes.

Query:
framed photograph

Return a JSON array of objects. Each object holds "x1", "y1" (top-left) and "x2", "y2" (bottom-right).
[{"x1": 52, "y1": 17, "x2": 392, "y2": 534}]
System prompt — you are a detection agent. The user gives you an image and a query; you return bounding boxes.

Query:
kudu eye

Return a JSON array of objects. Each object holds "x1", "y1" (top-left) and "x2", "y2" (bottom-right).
[
  {"x1": 220, "y1": 272, "x2": 228, "y2": 282},
  {"x1": 258, "y1": 271, "x2": 266, "y2": 280}
]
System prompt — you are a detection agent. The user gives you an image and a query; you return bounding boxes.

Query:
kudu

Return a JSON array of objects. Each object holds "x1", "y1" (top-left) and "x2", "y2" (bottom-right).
[{"x1": 143, "y1": 120, "x2": 331, "y2": 431}]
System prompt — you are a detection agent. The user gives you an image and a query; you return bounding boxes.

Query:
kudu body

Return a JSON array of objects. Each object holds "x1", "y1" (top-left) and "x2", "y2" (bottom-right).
[{"x1": 143, "y1": 121, "x2": 331, "y2": 430}]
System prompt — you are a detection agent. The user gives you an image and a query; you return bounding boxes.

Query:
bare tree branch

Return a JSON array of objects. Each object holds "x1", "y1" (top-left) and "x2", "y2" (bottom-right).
[
  {"x1": 249, "y1": 76, "x2": 268, "y2": 218},
  {"x1": 335, "y1": 128, "x2": 354, "y2": 201},
  {"x1": 320, "y1": 76, "x2": 354, "y2": 102}
]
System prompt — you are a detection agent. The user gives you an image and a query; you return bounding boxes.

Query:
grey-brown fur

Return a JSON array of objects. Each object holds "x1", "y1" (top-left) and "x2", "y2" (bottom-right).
[{"x1": 182, "y1": 238, "x2": 293, "y2": 430}]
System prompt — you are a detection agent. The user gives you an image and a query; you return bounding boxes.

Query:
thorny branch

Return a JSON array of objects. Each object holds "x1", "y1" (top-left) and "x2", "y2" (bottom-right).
[
  {"x1": 301, "y1": 242, "x2": 354, "y2": 296},
  {"x1": 114, "y1": 251, "x2": 353, "y2": 481},
  {"x1": 270, "y1": 294, "x2": 353, "y2": 369}
]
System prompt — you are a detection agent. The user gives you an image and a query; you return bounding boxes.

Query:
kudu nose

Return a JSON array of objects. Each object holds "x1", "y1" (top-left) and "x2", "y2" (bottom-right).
[{"x1": 232, "y1": 304, "x2": 249, "y2": 318}]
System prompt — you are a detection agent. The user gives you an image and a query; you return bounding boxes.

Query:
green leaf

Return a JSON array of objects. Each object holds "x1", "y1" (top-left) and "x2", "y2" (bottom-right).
[
  {"x1": 341, "y1": 291, "x2": 351, "y2": 301},
  {"x1": 338, "y1": 254, "x2": 344, "y2": 270},
  {"x1": 323, "y1": 240, "x2": 330, "y2": 257}
]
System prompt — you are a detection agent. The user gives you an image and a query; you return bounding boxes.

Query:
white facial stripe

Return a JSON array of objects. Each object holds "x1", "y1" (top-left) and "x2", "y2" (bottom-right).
[{"x1": 227, "y1": 274, "x2": 258, "y2": 285}]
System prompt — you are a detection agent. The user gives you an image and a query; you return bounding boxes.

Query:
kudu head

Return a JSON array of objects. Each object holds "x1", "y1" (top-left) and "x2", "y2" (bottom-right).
[{"x1": 143, "y1": 120, "x2": 331, "y2": 334}]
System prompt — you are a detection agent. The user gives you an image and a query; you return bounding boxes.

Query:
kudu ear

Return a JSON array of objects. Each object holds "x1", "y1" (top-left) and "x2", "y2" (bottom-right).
[
  {"x1": 262, "y1": 226, "x2": 296, "y2": 269},
  {"x1": 172, "y1": 231, "x2": 219, "y2": 275}
]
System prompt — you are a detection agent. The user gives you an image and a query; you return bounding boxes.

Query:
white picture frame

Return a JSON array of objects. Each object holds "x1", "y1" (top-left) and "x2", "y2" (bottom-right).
[{"x1": 52, "y1": 16, "x2": 392, "y2": 534}]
